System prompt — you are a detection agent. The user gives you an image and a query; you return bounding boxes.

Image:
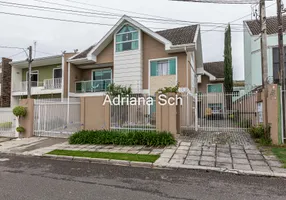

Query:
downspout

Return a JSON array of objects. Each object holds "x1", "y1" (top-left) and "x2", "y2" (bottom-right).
[
  {"x1": 61, "y1": 53, "x2": 65, "y2": 102},
  {"x1": 67, "y1": 62, "x2": 71, "y2": 124},
  {"x1": 184, "y1": 47, "x2": 189, "y2": 90}
]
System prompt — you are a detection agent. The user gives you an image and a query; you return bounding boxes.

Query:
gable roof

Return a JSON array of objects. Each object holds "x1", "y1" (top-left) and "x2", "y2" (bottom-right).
[
  {"x1": 204, "y1": 61, "x2": 224, "y2": 79},
  {"x1": 156, "y1": 25, "x2": 198, "y2": 45},
  {"x1": 72, "y1": 45, "x2": 95, "y2": 59},
  {"x1": 245, "y1": 14, "x2": 286, "y2": 35},
  {"x1": 69, "y1": 15, "x2": 199, "y2": 61}
]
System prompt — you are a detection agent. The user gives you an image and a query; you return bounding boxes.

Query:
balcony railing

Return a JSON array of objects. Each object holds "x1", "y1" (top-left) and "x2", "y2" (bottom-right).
[
  {"x1": 44, "y1": 78, "x2": 62, "y2": 89},
  {"x1": 75, "y1": 79, "x2": 112, "y2": 93},
  {"x1": 13, "y1": 78, "x2": 62, "y2": 92}
]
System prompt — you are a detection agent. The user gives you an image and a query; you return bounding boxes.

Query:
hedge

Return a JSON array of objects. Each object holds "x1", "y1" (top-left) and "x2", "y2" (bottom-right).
[{"x1": 69, "y1": 130, "x2": 176, "y2": 147}]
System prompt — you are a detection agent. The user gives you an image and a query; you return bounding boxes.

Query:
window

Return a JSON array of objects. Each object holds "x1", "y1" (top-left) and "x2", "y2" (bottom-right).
[
  {"x1": 26, "y1": 71, "x2": 39, "y2": 87},
  {"x1": 207, "y1": 84, "x2": 222, "y2": 93},
  {"x1": 150, "y1": 58, "x2": 176, "y2": 76},
  {"x1": 116, "y1": 24, "x2": 139, "y2": 52},
  {"x1": 91, "y1": 69, "x2": 112, "y2": 92},
  {"x1": 272, "y1": 47, "x2": 286, "y2": 84}
]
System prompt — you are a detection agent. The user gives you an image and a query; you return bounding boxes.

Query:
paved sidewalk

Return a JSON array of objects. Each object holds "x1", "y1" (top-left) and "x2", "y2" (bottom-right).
[
  {"x1": 155, "y1": 141, "x2": 286, "y2": 174},
  {"x1": 1, "y1": 137, "x2": 286, "y2": 177}
]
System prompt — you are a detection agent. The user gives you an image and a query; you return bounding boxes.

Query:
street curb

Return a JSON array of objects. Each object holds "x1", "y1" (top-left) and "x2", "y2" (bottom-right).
[{"x1": 2, "y1": 152, "x2": 286, "y2": 178}]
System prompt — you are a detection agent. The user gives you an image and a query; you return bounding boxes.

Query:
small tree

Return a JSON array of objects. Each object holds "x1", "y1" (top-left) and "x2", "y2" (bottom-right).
[
  {"x1": 13, "y1": 106, "x2": 27, "y2": 138},
  {"x1": 224, "y1": 24, "x2": 233, "y2": 110}
]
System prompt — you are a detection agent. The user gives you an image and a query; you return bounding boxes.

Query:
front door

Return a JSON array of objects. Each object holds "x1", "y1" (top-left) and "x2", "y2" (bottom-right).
[{"x1": 53, "y1": 68, "x2": 62, "y2": 88}]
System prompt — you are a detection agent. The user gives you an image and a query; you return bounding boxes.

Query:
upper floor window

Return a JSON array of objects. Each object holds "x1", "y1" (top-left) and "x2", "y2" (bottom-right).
[
  {"x1": 150, "y1": 58, "x2": 176, "y2": 76},
  {"x1": 116, "y1": 24, "x2": 138, "y2": 52},
  {"x1": 272, "y1": 47, "x2": 286, "y2": 84},
  {"x1": 207, "y1": 84, "x2": 223, "y2": 93}
]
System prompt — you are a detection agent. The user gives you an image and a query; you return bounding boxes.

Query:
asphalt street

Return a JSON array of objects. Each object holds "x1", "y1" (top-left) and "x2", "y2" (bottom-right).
[{"x1": 0, "y1": 154, "x2": 285, "y2": 200}]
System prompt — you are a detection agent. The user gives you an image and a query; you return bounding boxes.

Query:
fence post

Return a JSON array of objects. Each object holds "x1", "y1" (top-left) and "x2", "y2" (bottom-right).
[
  {"x1": 19, "y1": 98, "x2": 34, "y2": 138},
  {"x1": 195, "y1": 93, "x2": 198, "y2": 131}
]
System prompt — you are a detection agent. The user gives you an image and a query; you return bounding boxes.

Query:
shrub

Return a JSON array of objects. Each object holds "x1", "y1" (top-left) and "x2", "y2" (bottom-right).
[
  {"x1": 16, "y1": 126, "x2": 25, "y2": 133},
  {"x1": 69, "y1": 130, "x2": 176, "y2": 147},
  {"x1": 248, "y1": 125, "x2": 264, "y2": 139},
  {"x1": 248, "y1": 124, "x2": 272, "y2": 145},
  {"x1": 13, "y1": 106, "x2": 27, "y2": 117}
]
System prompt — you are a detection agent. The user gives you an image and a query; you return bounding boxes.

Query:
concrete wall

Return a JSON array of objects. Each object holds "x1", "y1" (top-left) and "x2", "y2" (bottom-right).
[
  {"x1": 156, "y1": 93, "x2": 180, "y2": 137},
  {"x1": 150, "y1": 75, "x2": 176, "y2": 95},
  {"x1": 80, "y1": 96, "x2": 110, "y2": 130},
  {"x1": 69, "y1": 63, "x2": 83, "y2": 93},
  {"x1": 19, "y1": 98, "x2": 34, "y2": 138}
]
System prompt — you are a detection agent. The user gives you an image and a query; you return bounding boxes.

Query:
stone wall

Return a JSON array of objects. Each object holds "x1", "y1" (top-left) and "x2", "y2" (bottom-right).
[{"x1": 0, "y1": 58, "x2": 12, "y2": 107}]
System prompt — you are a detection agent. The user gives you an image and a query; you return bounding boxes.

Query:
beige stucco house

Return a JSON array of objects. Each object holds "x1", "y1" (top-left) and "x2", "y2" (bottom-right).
[{"x1": 67, "y1": 15, "x2": 203, "y2": 97}]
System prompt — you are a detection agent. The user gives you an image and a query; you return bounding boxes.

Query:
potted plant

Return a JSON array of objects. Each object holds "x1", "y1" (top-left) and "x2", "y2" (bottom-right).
[{"x1": 13, "y1": 106, "x2": 27, "y2": 139}]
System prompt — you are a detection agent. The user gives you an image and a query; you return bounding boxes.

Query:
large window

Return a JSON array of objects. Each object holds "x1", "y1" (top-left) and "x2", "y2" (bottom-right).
[
  {"x1": 91, "y1": 69, "x2": 112, "y2": 91},
  {"x1": 272, "y1": 47, "x2": 286, "y2": 84},
  {"x1": 116, "y1": 24, "x2": 139, "y2": 52},
  {"x1": 150, "y1": 58, "x2": 176, "y2": 76},
  {"x1": 207, "y1": 84, "x2": 223, "y2": 93}
]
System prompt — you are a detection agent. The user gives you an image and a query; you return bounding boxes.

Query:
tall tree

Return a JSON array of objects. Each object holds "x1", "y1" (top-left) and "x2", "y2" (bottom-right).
[
  {"x1": 224, "y1": 24, "x2": 233, "y2": 94},
  {"x1": 224, "y1": 24, "x2": 233, "y2": 110}
]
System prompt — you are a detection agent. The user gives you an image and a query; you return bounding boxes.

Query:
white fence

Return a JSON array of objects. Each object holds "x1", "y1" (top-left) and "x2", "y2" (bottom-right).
[
  {"x1": 110, "y1": 96, "x2": 156, "y2": 131},
  {"x1": 34, "y1": 98, "x2": 81, "y2": 138},
  {"x1": 0, "y1": 108, "x2": 16, "y2": 137},
  {"x1": 181, "y1": 92, "x2": 258, "y2": 132}
]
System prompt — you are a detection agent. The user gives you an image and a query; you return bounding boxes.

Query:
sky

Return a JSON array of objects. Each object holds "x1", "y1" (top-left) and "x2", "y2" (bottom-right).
[{"x1": 0, "y1": 0, "x2": 281, "y2": 80}]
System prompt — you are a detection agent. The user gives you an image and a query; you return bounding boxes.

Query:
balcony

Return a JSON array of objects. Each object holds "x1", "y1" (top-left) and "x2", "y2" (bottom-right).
[
  {"x1": 75, "y1": 79, "x2": 112, "y2": 93},
  {"x1": 12, "y1": 78, "x2": 62, "y2": 95}
]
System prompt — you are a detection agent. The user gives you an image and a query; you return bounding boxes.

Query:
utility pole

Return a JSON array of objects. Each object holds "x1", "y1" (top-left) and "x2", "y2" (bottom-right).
[
  {"x1": 27, "y1": 46, "x2": 32, "y2": 98},
  {"x1": 277, "y1": 0, "x2": 286, "y2": 140},
  {"x1": 260, "y1": 0, "x2": 269, "y2": 135}
]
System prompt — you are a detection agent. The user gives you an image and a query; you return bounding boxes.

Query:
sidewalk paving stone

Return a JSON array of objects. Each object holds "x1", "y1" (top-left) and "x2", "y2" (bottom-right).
[
  {"x1": 267, "y1": 160, "x2": 283, "y2": 168},
  {"x1": 188, "y1": 151, "x2": 201, "y2": 156},
  {"x1": 185, "y1": 155, "x2": 200, "y2": 161},
  {"x1": 175, "y1": 150, "x2": 188, "y2": 154},
  {"x1": 201, "y1": 156, "x2": 215, "y2": 162},
  {"x1": 249, "y1": 160, "x2": 268, "y2": 166},
  {"x1": 247, "y1": 154, "x2": 264, "y2": 160},
  {"x1": 251, "y1": 165, "x2": 272, "y2": 172},
  {"x1": 180, "y1": 142, "x2": 192, "y2": 147},
  {"x1": 216, "y1": 162, "x2": 232, "y2": 169},
  {"x1": 217, "y1": 157, "x2": 232, "y2": 163},
  {"x1": 233, "y1": 164, "x2": 252, "y2": 171},
  {"x1": 184, "y1": 159, "x2": 199, "y2": 165},
  {"x1": 271, "y1": 167, "x2": 286, "y2": 173},
  {"x1": 233, "y1": 158, "x2": 249, "y2": 164},
  {"x1": 200, "y1": 161, "x2": 215, "y2": 167},
  {"x1": 232, "y1": 154, "x2": 247, "y2": 159}
]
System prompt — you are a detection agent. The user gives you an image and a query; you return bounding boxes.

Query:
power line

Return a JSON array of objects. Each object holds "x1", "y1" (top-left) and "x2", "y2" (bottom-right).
[
  {"x1": 0, "y1": 1, "x2": 245, "y2": 28},
  {"x1": 8, "y1": 50, "x2": 26, "y2": 59},
  {"x1": 0, "y1": 10, "x2": 245, "y2": 32},
  {"x1": 31, "y1": 0, "x2": 243, "y2": 26},
  {"x1": 0, "y1": 45, "x2": 24, "y2": 50},
  {"x1": 202, "y1": 2, "x2": 276, "y2": 33}
]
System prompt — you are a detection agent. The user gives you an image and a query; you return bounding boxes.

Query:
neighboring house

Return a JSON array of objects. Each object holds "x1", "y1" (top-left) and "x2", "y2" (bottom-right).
[
  {"x1": 67, "y1": 15, "x2": 203, "y2": 97},
  {"x1": 198, "y1": 61, "x2": 224, "y2": 93},
  {"x1": 0, "y1": 57, "x2": 12, "y2": 107},
  {"x1": 197, "y1": 61, "x2": 225, "y2": 118},
  {"x1": 10, "y1": 53, "x2": 74, "y2": 106},
  {"x1": 244, "y1": 15, "x2": 286, "y2": 87}
]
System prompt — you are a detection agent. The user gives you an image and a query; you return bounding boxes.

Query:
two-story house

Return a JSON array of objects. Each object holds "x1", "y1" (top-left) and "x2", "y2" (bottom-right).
[
  {"x1": 67, "y1": 15, "x2": 203, "y2": 97},
  {"x1": 244, "y1": 15, "x2": 286, "y2": 87},
  {"x1": 10, "y1": 53, "x2": 74, "y2": 106}
]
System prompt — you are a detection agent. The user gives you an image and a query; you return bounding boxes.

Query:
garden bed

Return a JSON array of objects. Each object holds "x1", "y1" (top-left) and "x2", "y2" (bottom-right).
[{"x1": 69, "y1": 130, "x2": 176, "y2": 147}]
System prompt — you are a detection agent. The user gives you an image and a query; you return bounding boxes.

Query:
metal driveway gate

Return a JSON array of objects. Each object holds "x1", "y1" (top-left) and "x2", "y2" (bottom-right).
[
  {"x1": 0, "y1": 108, "x2": 16, "y2": 138},
  {"x1": 34, "y1": 98, "x2": 81, "y2": 138},
  {"x1": 181, "y1": 91, "x2": 258, "y2": 132}
]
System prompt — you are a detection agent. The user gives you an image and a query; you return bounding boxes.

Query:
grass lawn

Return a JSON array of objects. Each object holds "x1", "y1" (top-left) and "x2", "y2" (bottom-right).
[
  {"x1": 271, "y1": 147, "x2": 286, "y2": 168},
  {"x1": 47, "y1": 150, "x2": 160, "y2": 163}
]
